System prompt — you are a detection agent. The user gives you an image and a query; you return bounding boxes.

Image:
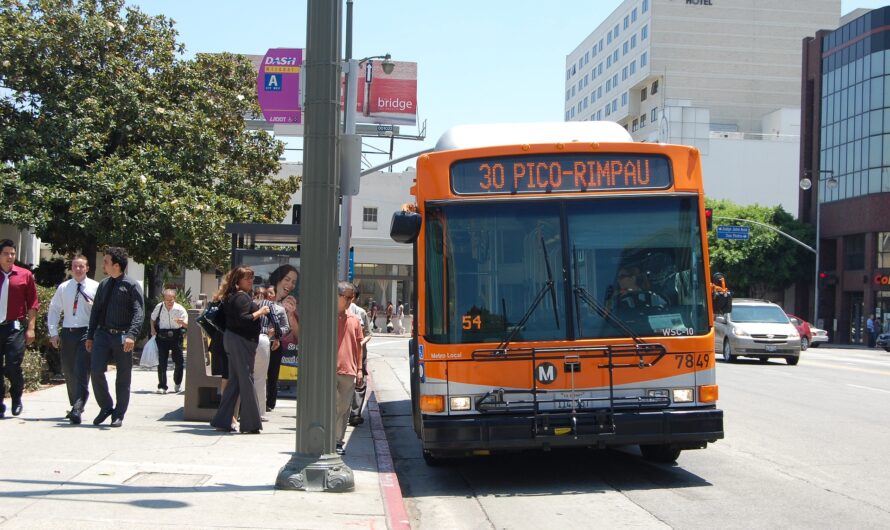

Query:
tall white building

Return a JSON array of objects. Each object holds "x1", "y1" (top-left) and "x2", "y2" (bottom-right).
[{"x1": 565, "y1": 0, "x2": 840, "y2": 212}]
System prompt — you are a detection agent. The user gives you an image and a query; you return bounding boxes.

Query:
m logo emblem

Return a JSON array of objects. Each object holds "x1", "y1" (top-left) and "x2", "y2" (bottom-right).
[{"x1": 536, "y1": 362, "x2": 557, "y2": 385}]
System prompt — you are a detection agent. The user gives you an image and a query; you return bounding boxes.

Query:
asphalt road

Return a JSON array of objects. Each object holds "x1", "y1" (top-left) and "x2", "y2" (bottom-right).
[{"x1": 367, "y1": 338, "x2": 890, "y2": 529}]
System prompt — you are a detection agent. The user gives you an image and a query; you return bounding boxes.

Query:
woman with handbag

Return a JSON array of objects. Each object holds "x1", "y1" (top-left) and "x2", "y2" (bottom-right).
[
  {"x1": 210, "y1": 267, "x2": 269, "y2": 434},
  {"x1": 149, "y1": 289, "x2": 188, "y2": 394}
]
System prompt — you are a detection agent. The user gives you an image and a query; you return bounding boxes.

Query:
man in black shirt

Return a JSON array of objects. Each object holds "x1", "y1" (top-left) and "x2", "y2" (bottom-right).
[{"x1": 86, "y1": 247, "x2": 144, "y2": 428}]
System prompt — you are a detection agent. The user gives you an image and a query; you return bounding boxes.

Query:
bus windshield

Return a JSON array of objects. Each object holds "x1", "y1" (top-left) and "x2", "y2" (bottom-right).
[{"x1": 424, "y1": 196, "x2": 709, "y2": 343}]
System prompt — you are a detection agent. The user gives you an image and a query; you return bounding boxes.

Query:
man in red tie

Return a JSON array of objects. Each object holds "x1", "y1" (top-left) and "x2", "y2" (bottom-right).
[{"x1": 0, "y1": 239, "x2": 39, "y2": 419}]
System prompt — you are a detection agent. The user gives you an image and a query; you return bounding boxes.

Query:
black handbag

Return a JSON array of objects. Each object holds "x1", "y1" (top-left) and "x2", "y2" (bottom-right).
[{"x1": 197, "y1": 300, "x2": 225, "y2": 335}]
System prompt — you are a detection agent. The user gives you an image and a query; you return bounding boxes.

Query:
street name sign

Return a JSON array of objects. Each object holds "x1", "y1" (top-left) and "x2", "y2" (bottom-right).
[{"x1": 716, "y1": 225, "x2": 750, "y2": 240}]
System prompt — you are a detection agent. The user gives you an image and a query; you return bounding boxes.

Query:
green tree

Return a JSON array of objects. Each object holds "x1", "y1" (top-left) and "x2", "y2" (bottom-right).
[
  {"x1": 0, "y1": 0, "x2": 299, "y2": 298},
  {"x1": 706, "y1": 198, "x2": 814, "y2": 298}
]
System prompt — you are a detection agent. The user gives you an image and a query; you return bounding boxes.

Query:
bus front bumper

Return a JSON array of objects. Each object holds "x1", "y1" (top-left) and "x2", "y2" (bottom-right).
[{"x1": 421, "y1": 408, "x2": 723, "y2": 453}]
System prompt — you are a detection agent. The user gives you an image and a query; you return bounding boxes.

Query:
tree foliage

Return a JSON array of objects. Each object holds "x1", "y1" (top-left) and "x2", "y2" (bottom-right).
[
  {"x1": 0, "y1": 0, "x2": 299, "y2": 288},
  {"x1": 706, "y1": 198, "x2": 814, "y2": 299}
]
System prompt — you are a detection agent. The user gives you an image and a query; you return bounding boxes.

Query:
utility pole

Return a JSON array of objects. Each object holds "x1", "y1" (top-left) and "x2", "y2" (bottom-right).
[{"x1": 276, "y1": 0, "x2": 354, "y2": 492}]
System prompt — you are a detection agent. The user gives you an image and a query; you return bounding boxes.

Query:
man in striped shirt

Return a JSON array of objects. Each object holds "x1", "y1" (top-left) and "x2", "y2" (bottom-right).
[{"x1": 86, "y1": 247, "x2": 144, "y2": 428}]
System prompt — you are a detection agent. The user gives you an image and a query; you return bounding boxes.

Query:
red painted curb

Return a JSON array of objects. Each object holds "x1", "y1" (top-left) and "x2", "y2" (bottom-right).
[{"x1": 367, "y1": 380, "x2": 411, "y2": 530}]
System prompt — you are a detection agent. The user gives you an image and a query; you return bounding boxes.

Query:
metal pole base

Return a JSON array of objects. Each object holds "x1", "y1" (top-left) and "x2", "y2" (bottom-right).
[{"x1": 275, "y1": 452, "x2": 355, "y2": 492}]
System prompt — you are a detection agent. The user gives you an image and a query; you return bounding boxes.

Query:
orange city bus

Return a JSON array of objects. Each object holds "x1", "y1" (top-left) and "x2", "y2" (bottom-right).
[{"x1": 390, "y1": 122, "x2": 730, "y2": 464}]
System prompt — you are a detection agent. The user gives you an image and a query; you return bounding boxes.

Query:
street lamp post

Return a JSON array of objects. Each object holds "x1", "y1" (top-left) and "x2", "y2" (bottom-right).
[
  {"x1": 338, "y1": 53, "x2": 393, "y2": 281},
  {"x1": 800, "y1": 169, "x2": 838, "y2": 327}
]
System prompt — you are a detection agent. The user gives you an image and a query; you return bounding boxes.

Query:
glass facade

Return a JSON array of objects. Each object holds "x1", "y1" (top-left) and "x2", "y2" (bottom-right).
[{"x1": 820, "y1": 7, "x2": 890, "y2": 203}]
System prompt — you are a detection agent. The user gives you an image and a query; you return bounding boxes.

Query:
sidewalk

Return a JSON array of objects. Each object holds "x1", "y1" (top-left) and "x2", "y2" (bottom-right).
[{"x1": 0, "y1": 366, "x2": 404, "y2": 529}]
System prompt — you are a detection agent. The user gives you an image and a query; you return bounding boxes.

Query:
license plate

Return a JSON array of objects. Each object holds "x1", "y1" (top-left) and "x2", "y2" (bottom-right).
[{"x1": 765, "y1": 345, "x2": 776, "y2": 352}]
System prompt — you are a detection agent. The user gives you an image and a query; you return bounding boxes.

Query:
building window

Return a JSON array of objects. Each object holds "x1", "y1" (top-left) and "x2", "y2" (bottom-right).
[
  {"x1": 641, "y1": 87, "x2": 648, "y2": 101},
  {"x1": 631, "y1": 35, "x2": 637, "y2": 49},
  {"x1": 622, "y1": 92, "x2": 628, "y2": 106},
  {"x1": 622, "y1": 66, "x2": 628, "y2": 80},
  {"x1": 598, "y1": 63, "x2": 603, "y2": 75},
  {"x1": 642, "y1": 25, "x2": 649, "y2": 40},
  {"x1": 614, "y1": 25, "x2": 619, "y2": 39},
  {"x1": 608, "y1": 32, "x2": 613, "y2": 45},
  {"x1": 651, "y1": 107, "x2": 657, "y2": 122},
  {"x1": 597, "y1": 86, "x2": 602, "y2": 98},
  {"x1": 651, "y1": 79, "x2": 659, "y2": 94},
  {"x1": 641, "y1": 52, "x2": 648, "y2": 67},
  {"x1": 630, "y1": 61, "x2": 636, "y2": 75},
  {"x1": 605, "y1": 104, "x2": 611, "y2": 117},
  {"x1": 624, "y1": 15, "x2": 629, "y2": 29},
  {"x1": 632, "y1": 119, "x2": 639, "y2": 131},
  {"x1": 363, "y1": 207, "x2": 378, "y2": 223},
  {"x1": 607, "y1": 55, "x2": 612, "y2": 68},
  {"x1": 606, "y1": 79, "x2": 612, "y2": 92},
  {"x1": 879, "y1": 233, "x2": 890, "y2": 268},
  {"x1": 632, "y1": 8, "x2": 638, "y2": 22},
  {"x1": 844, "y1": 234, "x2": 866, "y2": 270},
  {"x1": 640, "y1": 113, "x2": 647, "y2": 127},
  {"x1": 623, "y1": 41, "x2": 629, "y2": 55},
  {"x1": 642, "y1": 0, "x2": 649, "y2": 13},
  {"x1": 613, "y1": 50, "x2": 619, "y2": 63},
  {"x1": 612, "y1": 99, "x2": 618, "y2": 112},
  {"x1": 599, "y1": 39, "x2": 603, "y2": 52}
]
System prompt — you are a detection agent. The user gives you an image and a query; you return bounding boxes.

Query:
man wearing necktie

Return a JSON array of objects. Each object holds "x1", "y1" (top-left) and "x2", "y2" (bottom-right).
[
  {"x1": 47, "y1": 255, "x2": 99, "y2": 424},
  {"x1": 0, "y1": 239, "x2": 39, "y2": 419}
]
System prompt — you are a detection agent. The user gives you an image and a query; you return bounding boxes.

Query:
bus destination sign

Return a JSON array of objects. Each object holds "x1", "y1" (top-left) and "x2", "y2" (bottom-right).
[{"x1": 450, "y1": 154, "x2": 672, "y2": 195}]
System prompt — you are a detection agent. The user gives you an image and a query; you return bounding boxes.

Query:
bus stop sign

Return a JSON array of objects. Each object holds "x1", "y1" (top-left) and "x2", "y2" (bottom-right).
[{"x1": 716, "y1": 225, "x2": 750, "y2": 240}]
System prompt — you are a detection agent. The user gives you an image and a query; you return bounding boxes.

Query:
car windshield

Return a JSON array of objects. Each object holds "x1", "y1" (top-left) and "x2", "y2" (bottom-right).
[
  {"x1": 423, "y1": 196, "x2": 709, "y2": 343},
  {"x1": 731, "y1": 305, "x2": 790, "y2": 323}
]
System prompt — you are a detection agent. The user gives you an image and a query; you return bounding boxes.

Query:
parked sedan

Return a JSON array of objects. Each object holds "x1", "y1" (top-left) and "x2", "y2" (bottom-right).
[
  {"x1": 809, "y1": 326, "x2": 829, "y2": 347},
  {"x1": 877, "y1": 332, "x2": 890, "y2": 352},
  {"x1": 787, "y1": 314, "x2": 813, "y2": 350}
]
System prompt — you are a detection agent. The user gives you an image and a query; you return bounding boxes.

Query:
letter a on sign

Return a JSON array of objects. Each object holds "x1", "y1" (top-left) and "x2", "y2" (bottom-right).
[{"x1": 265, "y1": 73, "x2": 282, "y2": 92}]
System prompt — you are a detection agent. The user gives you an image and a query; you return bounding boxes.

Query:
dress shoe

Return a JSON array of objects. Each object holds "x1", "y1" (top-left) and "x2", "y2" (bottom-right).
[
  {"x1": 69, "y1": 408, "x2": 82, "y2": 425},
  {"x1": 110, "y1": 417, "x2": 123, "y2": 428},
  {"x1": 93, "y1": 409, "x2": 113, "y2": 425},
  {"x1": 65, "y1": 410, "x2": 71, "y2": 419},
  {"x1": 156, "y1": 388, "x2": 166, "y2": 394},
  {"x1": 174, "y1": 384, "x2": 181, "y2": 393},
  {"x1": 12, "y1": 402, "x2": 22, "y2": 416},
  {"x1": 335, "y1": 443, "x2": 345, "y2": 456}
]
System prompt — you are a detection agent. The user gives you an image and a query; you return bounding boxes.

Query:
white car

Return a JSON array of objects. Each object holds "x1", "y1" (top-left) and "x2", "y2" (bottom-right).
[
  {"x1": 714, "y1": 299, "x2": 802, "y2": 365},
  {"x1": 809, "y1": 326, "x2": 829, "y2": 347}
]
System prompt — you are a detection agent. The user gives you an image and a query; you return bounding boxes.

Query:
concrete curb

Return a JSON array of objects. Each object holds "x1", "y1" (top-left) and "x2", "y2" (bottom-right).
[{"x1": 367, "y1": 380, "x2": 411, "y2": 530}]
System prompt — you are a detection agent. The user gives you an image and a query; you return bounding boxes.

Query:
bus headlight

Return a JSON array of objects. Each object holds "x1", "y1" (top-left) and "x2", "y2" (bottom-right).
[
  {"x1": 646, "y1": 389, "x2": 669, "y2": 399},
  {"x1": 449, "y1": 396, "x2": 472, "y2": 411},
  {"x1": 672, "y1": 388, "x2": 694, "y2": 403}
]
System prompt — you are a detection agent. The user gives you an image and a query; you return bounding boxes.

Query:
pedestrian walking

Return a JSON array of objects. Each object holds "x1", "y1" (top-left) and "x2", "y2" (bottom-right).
[
  {"x1": 149, "y1": 289, "x2": 188, "y2": 394},
  {"x1": 348, "y1": 287, "x2": 371, "y2": 427},
  {"x1": 47, "y1": 254, "x2": 99, "y2": 423},
  {"x1": 265, "y1": 264, "x2": 299, "y2": 412},
  {"x1": 866, "y1": 314, "x2": 877, "y2": 348},
  {"x1": 210, "y1": 266, "x2": 268, "y2": 434},
  {"x1": 86, "y1": 247, "x2": 144, "y2": 428},
  {"x1": 395, "y1": 300, "x2": 405, "y2": 334},
  {"x1": 335, "y1": 281, "x2": 363, "y2": 455},
  {"x1": 385, "y1": 302, "x2": 394, "y2": 333},
  {"x1": 0, "y1": 239, "x2": 39, "y2": 419},
  {"x1": 369, "y1": 300, "x2": 379, "y2": 332}
]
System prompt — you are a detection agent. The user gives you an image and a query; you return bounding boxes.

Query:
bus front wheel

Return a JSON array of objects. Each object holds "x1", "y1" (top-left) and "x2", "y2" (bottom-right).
[{"x1": 640, "y1": 444, "x2": 681, "y2": 463}]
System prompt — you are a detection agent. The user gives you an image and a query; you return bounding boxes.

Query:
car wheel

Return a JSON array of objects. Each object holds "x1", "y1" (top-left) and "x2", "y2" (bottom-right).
[
  {"x1": 640, "y1": 444, "x2": 681, "y2": 463},
  {"x1": 800, "y1": 337, "x2": 809, "y2": 351},
  {"x1": 723, "y1": 340, "x2": 737, "y2": 363},
  {"x1": 786, "y1": 356, "x2": 799, "y2": 366}
]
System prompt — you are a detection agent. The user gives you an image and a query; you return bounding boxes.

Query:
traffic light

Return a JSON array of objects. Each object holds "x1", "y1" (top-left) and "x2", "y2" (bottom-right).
[
  {"x1": 819, "y1": 271, "x2": 838, "y2": 288},
  {"x1": 705, "y1": 208, "x2": 713, "y2": 230}
]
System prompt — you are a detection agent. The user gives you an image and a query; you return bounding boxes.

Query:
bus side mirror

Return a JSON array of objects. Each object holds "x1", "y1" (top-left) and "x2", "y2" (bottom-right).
[
  {"x1": 391, "y1": 210, "x2": 421, "y2": 244},
  {"x1": 711, "y1": 271, "x2": 732, "y2": 314}
]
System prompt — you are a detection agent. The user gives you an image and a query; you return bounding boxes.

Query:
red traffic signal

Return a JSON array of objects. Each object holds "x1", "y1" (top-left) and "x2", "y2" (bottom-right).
[
  {"x1": 705, "y1": 208, "x2": 713, "y2": 230},
  {"x1": 818, "y1": 271, "x2": 828, "y2": 279}
]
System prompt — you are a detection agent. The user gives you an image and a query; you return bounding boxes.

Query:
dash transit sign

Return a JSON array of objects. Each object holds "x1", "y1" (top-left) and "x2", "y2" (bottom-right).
[
  {"x1": 257, "y1": 48, "x2": 302, "y2": 124},
  {"x1": 450, "y1": 154, "x2": 672, "y2": 195},
  {"x1": 716, "y1": 225, "x2": 750, "y2": 240}
]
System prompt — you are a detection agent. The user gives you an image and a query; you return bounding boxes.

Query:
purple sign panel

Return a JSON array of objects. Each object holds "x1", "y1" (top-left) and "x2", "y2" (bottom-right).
[{"x1": 257, "y1": 48, "x2": 302, "y2": 124}]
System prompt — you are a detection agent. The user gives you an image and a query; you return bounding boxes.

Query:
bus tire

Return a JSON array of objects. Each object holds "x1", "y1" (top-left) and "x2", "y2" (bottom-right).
[
  {"x1": 640, "y1": 444, "x2": 681, "y2": 463},
  {"x1": 785, "y1": 356, "x2": 799, "y2": 366},
  {"x1": 422, "y1": 450, "x2": 447, "y2": 467},
  {"x1": 722, "y1": 340, "x2": 737, "y2": 363}
]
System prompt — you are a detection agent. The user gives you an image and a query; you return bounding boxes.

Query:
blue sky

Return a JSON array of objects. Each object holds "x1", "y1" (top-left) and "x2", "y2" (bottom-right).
[{"x1": 130, "y1": 0, "x2": 888, "y2": 167}]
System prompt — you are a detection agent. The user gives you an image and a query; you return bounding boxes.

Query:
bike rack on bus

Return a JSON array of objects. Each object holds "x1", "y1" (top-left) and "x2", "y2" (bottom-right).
[{"x1": 471, "y1": 343, "x2": 670, "y2": 438}]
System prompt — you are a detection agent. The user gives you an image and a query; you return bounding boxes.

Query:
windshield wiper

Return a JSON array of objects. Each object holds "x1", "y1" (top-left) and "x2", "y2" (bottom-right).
[
  {"x1": 572, "y1": 245, "x2": 644, "y2": 345},
  {"x1": 496, "y1": 236, "x2": 560, "y2": 353}
]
